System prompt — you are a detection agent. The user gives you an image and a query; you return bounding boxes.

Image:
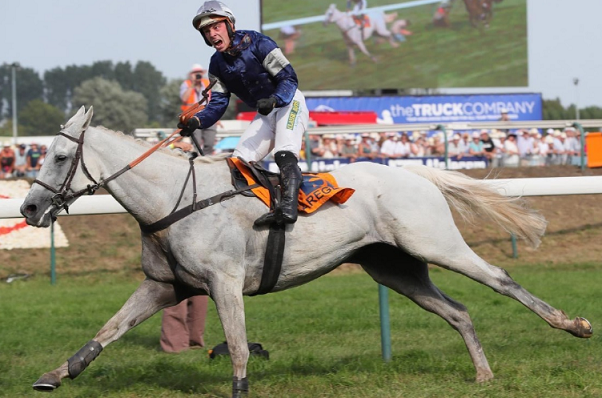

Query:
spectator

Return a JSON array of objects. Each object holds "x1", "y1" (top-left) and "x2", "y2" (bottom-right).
[
  {"x1": 429, "y1": 133, "x2": 445, "y2": 156},
  {"x1": 180, "y1": 63, "x2": 220, "y2": 155},
  {"x1": 26, "y1": 143, "x2": 42, "y2": 178},
  {"x1": 13, "y1": 144, "x2": 27, "y2": 177},
  {"x1": 410, "y1": 136, "x2": 427, "y2": 157},
  {"x1": 479, "y1": 129, "x2": 496, "y2": 163},
  {"x1": 38, "y1": 145, "x2": 48, "y2": 167},
  {"x1": 468, "y1": 132, "x2": 485, "y2": 157},
  {"x1": 530, "y1": 131, "x2": 544, "y2": 166},
  {"x1": 161, "y1": 297, "x2": 208, "y2": 353},
  {"x1": 447, "y1": 134, "x2": 464, "y2": 159},
  {"x1": 503, "y1": 133, "x2": 520, "y2": 167},
  {"x1": 0, "y1": 144, "x2": 16, "y2": 178},
  {"x1": 320, "y1": 135, "x2": 339, "y2": 158},
  {"x1": 564, "y1": 128, "x2": 581, "y2": 165},
  {"x1": 340, "y1": 134, "x2": 359, "y2": 161},
  {"x1": 379, "y1": 132, "x2": 397, "y2": 158},
  {"x1": 460, "y1": 132, "x2": 471, "y2": 155},
  {"x1": 491, "y1": 130, "x2": 506, "y2": 167},
  {"x1": 499, "y1": 108, "x2": 511, "y2": 122},
  {"x1": 308, "y1": 134, "x2": 324, "y2": 158},
  {"x1": 552, "y1": 130, "x2": 567, "y2": 165},
  {"x1": 516, "y1": 129, "x2": 534, "y2": 166},
  {"x1": 544, "y1": 135, "x2": 556, "y2": 165},
  {"x1": 357, "y1": 133, "x2": 377, "y2": 159},
  {"x1": 393, "y1": 133, "x2": 411, "y2": 158}
]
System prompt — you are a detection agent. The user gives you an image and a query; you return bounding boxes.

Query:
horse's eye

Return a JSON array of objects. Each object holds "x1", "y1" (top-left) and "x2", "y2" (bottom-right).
[{"x1": 56, "y1": 154, "x2": 67, "y2": 162}]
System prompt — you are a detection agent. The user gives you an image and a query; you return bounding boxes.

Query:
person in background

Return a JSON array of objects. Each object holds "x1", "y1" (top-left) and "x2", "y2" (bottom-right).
[
  {"x1": 517, "y1": 129, "x2": 534, "y2": 167},
  {"x1": 357, "y1": 133, "x2": 377, "y2": 159},
  {"x1": 180, "y1": 63, "x2": 221, "y2": 155},
  {"x1": 13, "y1": 144, "x2": 27, "y2": 177},
  {"x1": 503, "y1": 132, "x2": 520, "y2": 167},
  {"x1": 479, "y1": 129, "x2": 496, "y2": 164},
  {"x1": 447, "y1": 134, "x2": 464, "y2": 159},
  {"x1": 160, "y1": 136, "x2": 209, "y2": 353},
  {"x1": 468, "y1": 131, "x2": 485, "y2": 158},
  {"x1": 340, "y1": 134, "x2": 358, "y2": 162},
  {"x1": 161, "y1": 297, "x2": 208, "y2": 353},
  {"x1": 379, "y1": 132, "x2": 397, "y2": 158},
  {"x1": 0, "y1": 144, "x2": 15, "y2": 178},
  {"x1": 26, "y1": 142, "x2": 42, "y2": 178}
]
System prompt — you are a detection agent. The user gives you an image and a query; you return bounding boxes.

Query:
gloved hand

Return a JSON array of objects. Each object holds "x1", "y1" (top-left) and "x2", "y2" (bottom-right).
[
  {"x1": 257, "y1": 97, "x2": 277, "y2": 116},
  {"x1": 177, "y1": 116, "x2": 201, "y2": 137}
]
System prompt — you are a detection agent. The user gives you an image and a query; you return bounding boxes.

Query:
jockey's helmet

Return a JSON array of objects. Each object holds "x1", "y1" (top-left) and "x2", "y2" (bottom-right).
[{"x1": 193, "y1": 1, "x2": 236, "y2": 46}]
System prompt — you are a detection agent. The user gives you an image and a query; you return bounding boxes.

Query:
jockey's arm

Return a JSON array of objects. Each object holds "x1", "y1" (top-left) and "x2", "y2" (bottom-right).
[
  {"x1": 257, "y1": 37, "x2": 299, "y2": 108},
  {"x1": 194, "y1": 74, "x2": 229, "y2": 129}
]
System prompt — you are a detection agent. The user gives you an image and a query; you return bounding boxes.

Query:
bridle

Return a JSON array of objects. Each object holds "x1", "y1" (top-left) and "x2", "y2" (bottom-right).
[
  {"x1": 33, "y1": 128, "x2": 110, "y2": 215},
  {"x1": 33, "y1": 81, "x2": 216, "y2": 216}
]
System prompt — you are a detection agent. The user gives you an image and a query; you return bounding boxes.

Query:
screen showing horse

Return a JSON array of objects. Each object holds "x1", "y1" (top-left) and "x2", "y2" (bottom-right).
[{"x1": 261, "y1": 0, "x2": 527, "y2": 91}]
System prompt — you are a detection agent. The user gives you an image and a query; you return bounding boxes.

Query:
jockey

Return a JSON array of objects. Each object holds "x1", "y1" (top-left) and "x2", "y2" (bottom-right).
[
  {"x1": 347, "y1": 0, "x2": 368, "y2": 27},
  {"x1": 180, "y1": 1, "x2": 309, "y2": 227}
]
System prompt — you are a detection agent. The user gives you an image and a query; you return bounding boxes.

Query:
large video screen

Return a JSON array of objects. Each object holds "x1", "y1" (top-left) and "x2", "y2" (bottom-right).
[{"x1": 261, "y1": 0, "x2": 528, "y2": 91}]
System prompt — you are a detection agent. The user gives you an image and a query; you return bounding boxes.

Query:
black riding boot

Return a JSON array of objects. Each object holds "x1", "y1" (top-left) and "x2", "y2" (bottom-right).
[{"x1": 254, "y1": 151, "x2": 302, "y2": 227}]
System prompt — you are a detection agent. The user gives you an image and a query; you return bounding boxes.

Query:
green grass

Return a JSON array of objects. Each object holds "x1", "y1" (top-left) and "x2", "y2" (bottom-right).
[
  {"x1": 0, "y1": 262, "x2": 600, "y2": 397},
  {"x1": 262, "y1": 0, "x2": 528, "y2": 90}
]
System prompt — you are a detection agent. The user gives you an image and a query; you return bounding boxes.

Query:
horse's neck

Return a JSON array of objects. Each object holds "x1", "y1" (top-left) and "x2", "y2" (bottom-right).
[{"x1": 84, "y1": 128, "x2": 228, "y2": 225}]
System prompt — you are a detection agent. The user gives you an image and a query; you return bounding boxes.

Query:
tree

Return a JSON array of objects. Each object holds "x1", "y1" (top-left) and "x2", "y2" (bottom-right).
[
  {"x1": 0, "y1": 65, "x2": 44, "y2": 118},
  {"x1": 72, "y1": 77, "x2": 148, "y2": 133},
  {"x1": 157, "y1": 79, "x2": 183, "y2": 126},
  {"x1": 19, "y1": 100, "x2": 66, "y2": 136},
  {"x1": 132, "y1": 61, "x2": 166, "y2": 123}
]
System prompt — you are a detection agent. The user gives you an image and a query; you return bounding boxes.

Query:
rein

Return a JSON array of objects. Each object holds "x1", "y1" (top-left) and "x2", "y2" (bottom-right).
[{"x1": 32, "y1": 79, "x2": 246, "y2": 222}]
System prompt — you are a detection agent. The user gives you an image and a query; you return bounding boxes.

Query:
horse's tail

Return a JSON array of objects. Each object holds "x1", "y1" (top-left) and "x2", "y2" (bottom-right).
[{"x1": 403, "y1": 165, "x2": 547, "y2": 248}]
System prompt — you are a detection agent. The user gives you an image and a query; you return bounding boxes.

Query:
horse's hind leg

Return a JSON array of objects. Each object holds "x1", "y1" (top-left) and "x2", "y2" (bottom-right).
[
  {"x1": 354, "y1": 244, "x2": 494, "y2": 382},
  {"x1": 408, "y1": 229, "x2": 593, "y2": 339},
  {"x1": 32, "y1": 278, "x2": 180, "y2": 391}
]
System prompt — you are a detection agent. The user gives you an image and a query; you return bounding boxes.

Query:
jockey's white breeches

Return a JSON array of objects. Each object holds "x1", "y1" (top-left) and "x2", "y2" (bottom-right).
[{"x1": 233, "y1": 89, "x2": 309, "y2": 162}]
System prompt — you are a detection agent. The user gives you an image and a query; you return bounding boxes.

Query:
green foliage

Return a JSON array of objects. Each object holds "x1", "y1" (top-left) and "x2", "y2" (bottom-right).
[
  {"x1": 158, "y1": 79, "x2": 183, "y2": 126},
  {"x1": 72, "y1": 77, "x2": 148, "y2": 132},
  {"x1": 19, "y1": 99, "x2": 65, "y2": 136},
  {"x1": 0, "y1": 263, "x2": 600, "y2": 397},
  {"x1": 0, "y1": 65, "x2": 44, "y2": 118}
]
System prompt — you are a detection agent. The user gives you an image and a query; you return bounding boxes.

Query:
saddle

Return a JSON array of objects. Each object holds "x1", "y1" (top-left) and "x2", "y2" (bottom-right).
[{"x1": 226, "y1": 157, "x2": 354, "y2": 296}]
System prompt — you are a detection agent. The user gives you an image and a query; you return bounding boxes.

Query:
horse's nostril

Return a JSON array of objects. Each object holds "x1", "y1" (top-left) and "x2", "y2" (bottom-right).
[{"x1": 25, "y1": 204, "x2": 37, "y2": 215}]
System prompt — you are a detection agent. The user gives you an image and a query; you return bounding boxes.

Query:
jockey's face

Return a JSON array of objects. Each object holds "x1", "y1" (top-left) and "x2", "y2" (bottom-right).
[{"x1": 202, "y1": 21, "x2": 231, "y2": 52}]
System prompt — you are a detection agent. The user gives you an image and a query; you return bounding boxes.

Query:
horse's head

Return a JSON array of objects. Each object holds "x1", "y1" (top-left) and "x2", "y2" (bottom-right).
[
  {"x1": 20, "y1": 106, "x2": 96, "y2": 227},
  {"x1": 323, "y1": 4, "x2": 338, "y2": 25}
]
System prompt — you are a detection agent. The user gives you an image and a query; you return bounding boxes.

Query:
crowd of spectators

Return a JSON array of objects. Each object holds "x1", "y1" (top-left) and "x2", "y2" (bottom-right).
[
  {"x1": 0, "y1": 127, "x2": 585, "y2": 180},
  {"x1": 300, "y1": 127, "x2": 584, "y2": 167},
  {"x1": 0, "y1": 142, "x2": 47, "y2": 179}
]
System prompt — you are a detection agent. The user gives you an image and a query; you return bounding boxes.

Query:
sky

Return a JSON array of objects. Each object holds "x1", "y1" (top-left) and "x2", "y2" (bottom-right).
[{"x1": 2, "y1": 0, "x2": 602, "y2": 108}]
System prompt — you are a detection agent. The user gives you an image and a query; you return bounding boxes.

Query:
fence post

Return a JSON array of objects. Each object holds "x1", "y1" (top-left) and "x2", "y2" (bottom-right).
[
  {"x1": 50, "y1": 222, "x2": 57, "y2": 285},
  {"x1": 378, "y1": 284, "x2": 392, "y2": 362}
]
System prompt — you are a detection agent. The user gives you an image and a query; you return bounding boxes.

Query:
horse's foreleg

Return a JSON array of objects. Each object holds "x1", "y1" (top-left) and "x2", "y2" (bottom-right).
[
  {"x1": 210, "y1": 277, "x2": 249, "y2": 398},
  {"x1": 357, "y1": 247, "x2": 493, "y2": 382},
  {"x1": 32, "y1": 278, "x2": 178, "y2": 392}
]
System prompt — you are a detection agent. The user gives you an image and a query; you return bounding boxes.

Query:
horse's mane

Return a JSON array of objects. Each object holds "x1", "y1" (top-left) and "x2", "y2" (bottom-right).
[{"x1": 92, "y1": 125, "x2": 230, "y2": 164}]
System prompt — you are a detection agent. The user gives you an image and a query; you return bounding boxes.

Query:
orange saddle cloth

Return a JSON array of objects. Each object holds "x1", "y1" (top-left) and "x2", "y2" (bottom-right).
[{"x1": 228, "y1": 158, "x2": 355, "y2": 214}]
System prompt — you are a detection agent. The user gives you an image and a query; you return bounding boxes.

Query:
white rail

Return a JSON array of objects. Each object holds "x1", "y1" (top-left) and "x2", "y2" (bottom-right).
[{"x1": 3, "y1": 176, "x2": 602, "y2": 219}]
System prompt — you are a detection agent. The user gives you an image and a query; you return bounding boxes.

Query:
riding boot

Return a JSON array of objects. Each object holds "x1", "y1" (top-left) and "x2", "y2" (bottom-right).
[{"x1": 254, "y1": 151, "x2": 302, "y2": 227}]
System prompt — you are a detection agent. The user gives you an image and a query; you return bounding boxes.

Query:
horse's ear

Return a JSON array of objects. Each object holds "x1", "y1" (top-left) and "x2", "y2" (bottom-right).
[
  {"x1": 82, "y1": 106, "x2": 94, "y2": 131},
  {"x1": 63, "y1": 106, "x2": 86, "y2": 129}
]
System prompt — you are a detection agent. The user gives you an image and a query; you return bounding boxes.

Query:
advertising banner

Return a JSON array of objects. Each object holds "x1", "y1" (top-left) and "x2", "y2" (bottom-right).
[{"x1": 306, "y1": 93, "x2": 542, "y2": 124}]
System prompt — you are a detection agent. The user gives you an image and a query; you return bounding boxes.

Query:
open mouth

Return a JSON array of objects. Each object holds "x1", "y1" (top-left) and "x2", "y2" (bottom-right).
[{"x1": 213, "y1": 39, "x2": 223, "y2": 48}]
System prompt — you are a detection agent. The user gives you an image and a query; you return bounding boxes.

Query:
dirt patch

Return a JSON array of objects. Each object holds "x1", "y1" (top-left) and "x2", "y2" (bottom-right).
[{"x1": 2, "y1": 165, "x2": 602, "y2": 279}]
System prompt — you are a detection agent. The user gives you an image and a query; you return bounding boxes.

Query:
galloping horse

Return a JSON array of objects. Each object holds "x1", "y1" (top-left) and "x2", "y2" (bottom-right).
[
  {"x1": 323, "y1": 4, "x2": 399, "y2": 65},
  {"x1": 21, "y1": 107, "x2": 592, "y2": 398},
  {"x1": 463, "y1": 0, "x2": 494, "y2": 28}
]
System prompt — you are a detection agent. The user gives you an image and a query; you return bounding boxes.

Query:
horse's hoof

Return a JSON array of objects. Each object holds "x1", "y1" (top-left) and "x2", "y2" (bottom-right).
[
  {"x1": 32, "y1": 373, "x2": 61, "y2": 391},
  {"x1": 572, "y1": 317, "x2": 593, "y2": 338}
]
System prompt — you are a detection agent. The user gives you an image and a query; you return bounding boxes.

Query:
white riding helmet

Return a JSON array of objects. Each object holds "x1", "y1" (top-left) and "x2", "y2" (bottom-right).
[{"x1": 193, "y1": 1, "x2": 236, "y2": 30}]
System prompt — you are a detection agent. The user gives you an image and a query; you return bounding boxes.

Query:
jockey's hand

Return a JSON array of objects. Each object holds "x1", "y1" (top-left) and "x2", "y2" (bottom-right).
[
  {"x1": 178, "y1": 116, "x2": 200, "y2": 137},
  {"x1": 257, "y1": 97, "x2": 277, "y2": 116}
]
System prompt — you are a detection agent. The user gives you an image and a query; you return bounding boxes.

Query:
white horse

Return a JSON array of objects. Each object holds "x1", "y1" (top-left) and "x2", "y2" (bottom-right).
[
  {"x1": 21, "y1": 107, "x2": 592, "y2": 398},
  {"x1": 324, "y1": 3, "x2": 399, "y2": 65}
]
